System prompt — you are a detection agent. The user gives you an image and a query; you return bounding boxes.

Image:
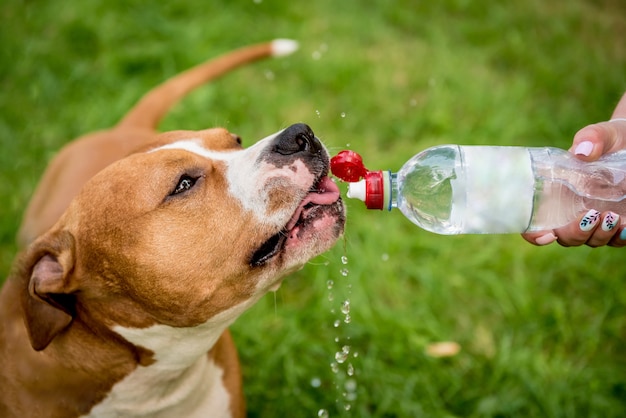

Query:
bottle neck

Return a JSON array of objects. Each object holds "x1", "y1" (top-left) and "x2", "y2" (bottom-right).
[
  {"x1": 346, "y1": 170, "x2": 395, "y2": 210},
  {"x1": 389, "y1": 172, "x2": 398, "y2": 210}
]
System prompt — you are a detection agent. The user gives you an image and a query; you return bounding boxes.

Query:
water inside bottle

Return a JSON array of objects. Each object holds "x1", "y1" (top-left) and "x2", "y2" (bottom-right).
[{"x1": 394, "y1": 145, "x2": 461, "y2": 234}]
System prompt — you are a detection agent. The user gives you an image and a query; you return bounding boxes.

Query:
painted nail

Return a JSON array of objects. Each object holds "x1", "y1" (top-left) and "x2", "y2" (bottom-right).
[
  {"x1": 601, "y1": 212, "x2": 619, "y2": 232},
  {"x1": 620, "y1": 228, "x2": 626, "y2": 241},
  {"x1": 574, "y1": 141, "x2": 594, "y2": 156},
  {"x1": 579, "y1": 209, "x2": 600, "y2": 232},
  {"x1": 535, "y1": 233, "x2": 557, "y2": 245}
]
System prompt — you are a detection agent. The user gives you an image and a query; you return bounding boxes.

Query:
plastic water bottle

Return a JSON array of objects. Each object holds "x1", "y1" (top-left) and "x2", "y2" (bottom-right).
[{"x1": 330, "y1": 146, "x2": 626, "y2": 235}]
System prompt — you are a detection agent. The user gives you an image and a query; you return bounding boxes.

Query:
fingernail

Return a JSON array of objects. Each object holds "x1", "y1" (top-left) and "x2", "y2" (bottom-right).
[
  {"x1": 535, "y1": 232, "x2": 557, "y2": 245},
  {"x1": 620, "y1": 228, "x2": 626, "y2": 241},
  {"x1": 574, "y1": 141, "x2": 594, "y2": 156},
  {"x1": 580, "y1": 209, "x2": 601, "y2": 232},
  {"x1": 602, "y1": 212, "x2": 619, "y2": 232}
]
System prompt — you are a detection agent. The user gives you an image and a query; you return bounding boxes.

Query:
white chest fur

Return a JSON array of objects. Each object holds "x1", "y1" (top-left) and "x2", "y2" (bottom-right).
[
  {"x1": 84, "y1": 354, "x2": 231, "y2": 418},
  {"x1": 83, "y1": 304, "x2": 251, "y2": 418}
]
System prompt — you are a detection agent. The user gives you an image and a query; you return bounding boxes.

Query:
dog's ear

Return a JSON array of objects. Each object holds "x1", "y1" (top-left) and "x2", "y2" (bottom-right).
[{"x1": 19, "y1": 230, "x2": 77, "y2": 351}]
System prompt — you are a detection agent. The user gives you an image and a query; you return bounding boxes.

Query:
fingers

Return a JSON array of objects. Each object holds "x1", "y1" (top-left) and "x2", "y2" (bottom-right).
[
  {"x1": 569, "y1": 93, "x2": 626, "y2": 161},
  {"x1": 525, "y1": 93, "x2": 626, "y2": 248},
  {"x1": 521, "y1": 231, "x2": 557, "y2": 246},
  {"x1": 570, "y1": 120, "x2": 626, "y2": 161},
  {"x1": 523, "y1": 210, "x2": 625, "y2": 248},
  {"x1": 554, "y1": 210, "x2": 624, "y2": 248}
]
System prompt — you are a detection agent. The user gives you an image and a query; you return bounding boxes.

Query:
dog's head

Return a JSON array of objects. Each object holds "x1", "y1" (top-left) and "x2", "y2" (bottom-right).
[{"x1": 17, "y1": 123, "x2": 345, "y2": 354}]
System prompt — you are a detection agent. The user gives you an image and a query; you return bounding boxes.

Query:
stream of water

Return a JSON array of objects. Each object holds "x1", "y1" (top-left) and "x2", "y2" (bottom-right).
[{"x1": 317, "y1": 251, "x2": 358, "y2": 417}]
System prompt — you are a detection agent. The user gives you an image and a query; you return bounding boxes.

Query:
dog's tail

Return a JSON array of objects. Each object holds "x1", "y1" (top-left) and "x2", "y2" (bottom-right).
[{"x1": 117, "y1": 39, "x2": 299, "y2": 130}]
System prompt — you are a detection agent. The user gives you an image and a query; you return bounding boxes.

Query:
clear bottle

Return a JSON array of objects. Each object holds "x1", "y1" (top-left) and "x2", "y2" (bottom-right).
[{"x1": 330, "y1": 146, "x2": 626, "y2": 235}]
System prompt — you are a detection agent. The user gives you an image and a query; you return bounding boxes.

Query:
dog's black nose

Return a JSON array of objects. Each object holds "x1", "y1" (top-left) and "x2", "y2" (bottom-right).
[{"x1": 274, "y1": 123, "x2": 323, "y2": 156}]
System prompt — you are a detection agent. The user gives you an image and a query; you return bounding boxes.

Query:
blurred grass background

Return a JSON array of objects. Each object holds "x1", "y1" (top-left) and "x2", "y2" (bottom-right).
[{"x1": 1, "y1": 0, "x2": 625, "y2": 416}]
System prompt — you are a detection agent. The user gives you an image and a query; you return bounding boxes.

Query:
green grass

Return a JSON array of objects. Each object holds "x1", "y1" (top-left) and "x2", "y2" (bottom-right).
[{"x1": 1, "y1": 0, "x2": 625, "y2": 416}]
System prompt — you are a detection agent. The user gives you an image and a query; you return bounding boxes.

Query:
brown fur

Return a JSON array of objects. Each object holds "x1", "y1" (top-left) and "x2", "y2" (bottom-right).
[{"x1": 1, "y1": 41, "x2": 307, "y2": 417}]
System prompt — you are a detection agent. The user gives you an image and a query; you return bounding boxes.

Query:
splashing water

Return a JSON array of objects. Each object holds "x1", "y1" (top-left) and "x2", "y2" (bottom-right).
[
  {"x1": 335, "y1": 345, "x2": 350, "y2": 363},
  {"x1": 318, "y1": 409, "x2": 329, "y2": 418},
  {"x1": 315, "y1": 252, "x2": 358, "y2": 416},
  {"x1": 346, "y1": 363, "x2": 355, "y2": 376},
  {"x1": 341, "y1": 300, "x2": 350, "y2": 314}
]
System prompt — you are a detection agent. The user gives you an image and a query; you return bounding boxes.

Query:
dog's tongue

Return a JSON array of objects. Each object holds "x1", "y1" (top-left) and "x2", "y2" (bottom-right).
[
  {"x1": 285, "y1": 176, "x2": 340, "y2": 231},
  {"x1": 310, "y1": 176, "x2": 341, "y2": 204}
]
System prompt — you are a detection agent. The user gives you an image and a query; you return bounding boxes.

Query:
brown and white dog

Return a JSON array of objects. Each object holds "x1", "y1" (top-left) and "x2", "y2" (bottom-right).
[{"x1": 0, "y1": 40, "x2": 345, "y2": 417}]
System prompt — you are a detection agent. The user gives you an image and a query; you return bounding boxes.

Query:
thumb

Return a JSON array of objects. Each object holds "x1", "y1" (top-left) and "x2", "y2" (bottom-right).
[
  {"x1": 569, "y1": 92, "x2": 626, "y2": 161},
  {"x1": 569, "y1": 119, "x2": 626, "y2": 161}
]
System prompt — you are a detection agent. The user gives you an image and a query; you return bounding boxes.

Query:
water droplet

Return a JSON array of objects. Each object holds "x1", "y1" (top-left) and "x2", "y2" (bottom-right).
[
  {"x1": 333, "y1": 320, "x2": 341, "y2": 328},
  {"x1": 334, "y1": 337, "x2": 339, "y2": 342},
  {"x1": 330, "y1": 362, "x2": 339, "y2": 373},
  {"x1": 264, "y1": 70, "x2": 275, "y2": 80},
  {"x1": 311, "y1": 377, "x2": 322, "y2": 388},
  {"x1": 312, "y1": 51, "x2": 322, "y2": 60},
  {"x1": 340, "y1": 112, "x2": 346, "y2": 118},
  {"x1": 344, "y1": 404, "x2": 352, "y2": 411},
  {"x1": 335, "y1": 345, "x2": 350, "y2": 363},
  {"x1": 341, "y1": 255, "x2": 348, "y2": 265},
  {"x1": 353, "y1": 352, "x2": 359, "y2": 358},
  {"x1": 317, "y1": 409, "x2": 329, "y2": 418},
  {"x1": 347, "y1": 363, "x2": 355, "y2": 376},
  {"x1": 327, "y1": 293, "x2": 334, "y2": 302},
  {"x1": 335, "y1": 351, "x2": 348, "y2": 364},
  {"x1": 315, "y1": 109, "x2": 321, "y2": 117},
  {"x1": 327, "y1": 280, "x2": 334, "y2": 290},
  {"x1": 341, "y1": 300, "x2": 350, "y2": 314},
  {"x1": 381, "y1": 253, "x2": 389, "y2": 261},
  {"x1": 340, "y1": 268, "x2": 349, "y2": 277},
  {"x1": 344, "y1": 314, "x2": 351, "y2": 324}
]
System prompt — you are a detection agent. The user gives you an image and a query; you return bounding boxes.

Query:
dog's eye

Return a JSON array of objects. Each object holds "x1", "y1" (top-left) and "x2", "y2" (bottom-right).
[{"x1": 172, "y1": 175, "x2": 198, "y2": 195}]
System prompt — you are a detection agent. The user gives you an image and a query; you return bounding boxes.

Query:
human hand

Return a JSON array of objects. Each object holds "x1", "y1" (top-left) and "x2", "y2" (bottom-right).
[{"x1": 523, "y1": 93, "x2": 626, "y2": 247}]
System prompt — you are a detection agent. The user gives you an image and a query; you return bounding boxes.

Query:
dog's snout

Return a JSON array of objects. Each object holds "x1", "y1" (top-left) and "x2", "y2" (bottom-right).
[{"x1": 274, "y1": 123, "x2": 322, "y2": 156}]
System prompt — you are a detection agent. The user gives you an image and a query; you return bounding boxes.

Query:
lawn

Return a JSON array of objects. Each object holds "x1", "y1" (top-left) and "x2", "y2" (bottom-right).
[{"x1": 1, "y1": 0, "x2": 625, "y2": 416}]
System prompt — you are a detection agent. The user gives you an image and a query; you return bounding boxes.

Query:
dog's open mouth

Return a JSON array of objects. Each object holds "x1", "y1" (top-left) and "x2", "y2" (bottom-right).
[{"x1": 250, "y1": 175, "x2": 342, "y2": 267}]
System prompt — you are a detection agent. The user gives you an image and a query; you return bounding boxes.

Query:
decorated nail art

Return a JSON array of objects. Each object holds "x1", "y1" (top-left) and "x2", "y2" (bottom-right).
[
  {"x1": 579, "y1": 209, "x2": 600, "y2": 232},
  {"x1": 601, "y1": 212, "x2": 619, "y2": 232}
]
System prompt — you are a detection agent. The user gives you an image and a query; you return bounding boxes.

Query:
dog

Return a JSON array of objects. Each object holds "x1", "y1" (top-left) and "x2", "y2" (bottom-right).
[{"x1": 0, "y1": 40, "x2": 345, "y2": 417}]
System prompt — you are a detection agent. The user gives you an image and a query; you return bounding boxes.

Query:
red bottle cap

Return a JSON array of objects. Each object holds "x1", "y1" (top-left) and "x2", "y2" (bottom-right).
[
  {"x1": 363, "y1": 171, "x2": 385, "y2": 209},
  {"x1": 331, "y1": 150, "x2": 389, "y2": 211},
  {"x1": 330, "y1": 150, "x2": 368, "y2": 182}
]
